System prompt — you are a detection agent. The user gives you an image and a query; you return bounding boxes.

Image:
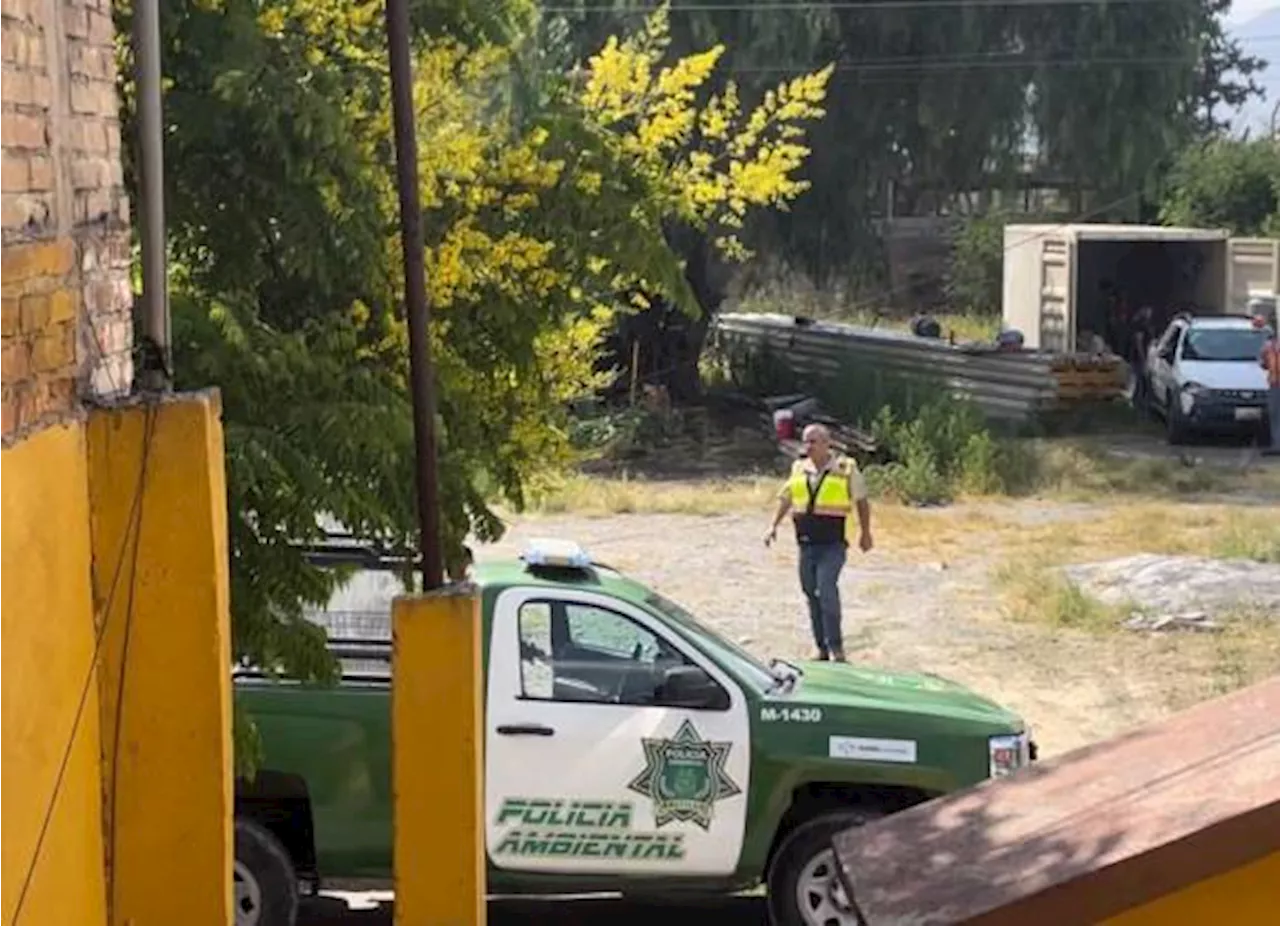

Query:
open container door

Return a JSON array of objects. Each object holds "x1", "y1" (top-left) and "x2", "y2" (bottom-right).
[
  {"x1": 1001, "y1": 225, "x2": 1074, "y2": 351},
  {"x1": 1226, "y1": 237, "x2": 1280, "y2": 313},
  {"x1": 1037, "y1": 231, "x2": 1074, "y2": 353}
]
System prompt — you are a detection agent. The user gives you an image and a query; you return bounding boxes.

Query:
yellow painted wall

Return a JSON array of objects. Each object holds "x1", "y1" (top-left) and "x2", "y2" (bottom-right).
[
  {"x1": 1103, "y1": 850, "x2": 1280, "y2": 926},
  {"x1": 88, "y1": 393, "x2": 233, "y2": 926},
  {"x1": 1, "y1": 420, "x2": 109, "y2": 926},
  {"x1": 393, "y1": 589, "x2": 486, "y2": 926}
]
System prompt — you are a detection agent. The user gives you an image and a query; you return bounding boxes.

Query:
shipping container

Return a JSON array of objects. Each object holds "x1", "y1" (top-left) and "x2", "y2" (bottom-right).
[{"x1": 1001, "y1": 224, "x2": 1279, "y2": 351}]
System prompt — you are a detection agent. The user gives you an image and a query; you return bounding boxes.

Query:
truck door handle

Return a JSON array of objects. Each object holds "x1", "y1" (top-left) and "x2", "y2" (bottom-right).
[{"x1": 496, "y1": 723, "x2": 555, "y2": 737}]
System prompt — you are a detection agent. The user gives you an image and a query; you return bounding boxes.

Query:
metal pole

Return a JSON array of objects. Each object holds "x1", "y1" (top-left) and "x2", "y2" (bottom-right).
[
  {"x1": 384, "y1": 0, "x2": 445, "y2": 590},
  {"x1": 132, "y1": 0, "x2": 170, "y2": 390}
]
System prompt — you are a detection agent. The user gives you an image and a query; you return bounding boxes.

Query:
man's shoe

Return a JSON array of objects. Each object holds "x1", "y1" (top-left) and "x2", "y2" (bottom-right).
[
  {"x1": 815, "y1": 650, "x2": 830, "y2": 661},
  {"x1": 831, "y1": 650, "x2": 848, "y2": 663}
]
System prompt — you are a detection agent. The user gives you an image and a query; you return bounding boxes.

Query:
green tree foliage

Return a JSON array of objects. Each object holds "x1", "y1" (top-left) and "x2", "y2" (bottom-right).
[
  {"x1": 555, "y1": 1, "x2": 1266, "y2": 283},
  {"x1": 945, "y1": 211, "x2": 1009, "y2": 313},
  {"x1": 112, "y1": 0, "x2": 827, "y2": 707},
  {"x1": 1159, "y1": 136, "x2": 1280, "y2": 236}
]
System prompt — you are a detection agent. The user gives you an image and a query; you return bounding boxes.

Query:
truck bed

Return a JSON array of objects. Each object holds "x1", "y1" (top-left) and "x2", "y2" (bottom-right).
[{"x1": 237, "y1": 676, "x2": 394, "y2": 878}]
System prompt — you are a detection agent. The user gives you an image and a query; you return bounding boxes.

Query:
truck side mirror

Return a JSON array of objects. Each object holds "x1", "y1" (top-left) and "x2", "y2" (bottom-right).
[{"x1": 659, "y1": 665, "x2": 729, "y2": 711}]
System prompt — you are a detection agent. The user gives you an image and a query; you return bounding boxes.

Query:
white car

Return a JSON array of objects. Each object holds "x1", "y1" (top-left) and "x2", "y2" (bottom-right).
[{"x1": 1145, "y1": 314, "x2": 1273, "y2": 445}]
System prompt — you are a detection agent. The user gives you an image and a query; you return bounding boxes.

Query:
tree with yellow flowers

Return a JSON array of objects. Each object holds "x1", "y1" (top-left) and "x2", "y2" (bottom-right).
[{"x1": 116, "y1": 0, "x2": 829, "y2": 715}]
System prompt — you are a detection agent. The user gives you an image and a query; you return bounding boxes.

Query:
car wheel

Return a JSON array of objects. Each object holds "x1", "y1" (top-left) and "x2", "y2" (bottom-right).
[
  {"x1": 766, "y1": 809, "x2": 884, "y2": 926},
  {"x1": 235, "y1": 818, "x2": 299, "y2": 926}
]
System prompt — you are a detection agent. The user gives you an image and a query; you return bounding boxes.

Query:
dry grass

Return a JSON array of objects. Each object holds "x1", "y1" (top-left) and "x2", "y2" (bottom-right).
[
  {"x1": 526, "y1": 473, "x2": 781, "y2": 517},
  {"x1": 1006, "y1": 440, "x2": 1280, "y2": 502},
  {"x1": 534, "y1": 438, "x2": 1279, "y2": 523},
  {"x1": 1151, "y1": 613, "x2": 1280, "y2": 710},
  {"x1": 527, "y1": 472, "x2": 1275, "y2": 571},
  {"x1": 993, "y1": 558, "x2": 1131, "y2": 631},
  {"x1": 1211, "y1": 512, "x2": 1280, "y2": 563}
]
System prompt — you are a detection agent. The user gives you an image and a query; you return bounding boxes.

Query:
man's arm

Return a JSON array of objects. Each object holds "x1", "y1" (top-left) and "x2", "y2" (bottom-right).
[
  {"x1": 849, "y1": 466, "x2": 873, "y2": 552},
  {"x1": 765, "y1": 490, "x2": 792, "y2": 545}
]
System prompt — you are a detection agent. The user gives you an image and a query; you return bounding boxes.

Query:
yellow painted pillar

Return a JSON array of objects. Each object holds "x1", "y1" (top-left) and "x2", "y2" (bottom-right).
[
  {"x1": 1, "y1": 422, "x2": 110, "y2": 926},
  {"x1": 87, "y1": 391, "x2": 233, "y2": 926},
  {"x1": 1102, "y1": 852, "x2": 1280, "y2": 926},
  {"x1": 393, "y1": 588, "x2": 486, "y2": 926}
]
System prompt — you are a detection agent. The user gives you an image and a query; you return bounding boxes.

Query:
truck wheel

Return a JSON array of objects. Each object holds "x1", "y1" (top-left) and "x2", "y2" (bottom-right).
[
  {"x1": 235, "y1": 818, "x2": 299, "y2": 926},
  {"x1": 766, "y1": 809, "x2": 884, "y2": 926}
]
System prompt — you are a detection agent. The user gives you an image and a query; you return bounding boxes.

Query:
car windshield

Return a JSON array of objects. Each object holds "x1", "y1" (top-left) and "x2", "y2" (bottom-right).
[
  {"x1": 644, "y1": 591, "x2": 778, "y2": 691},
  {"x1": 1181, "y1": 328, "x2": 1268, "y2": 362}
]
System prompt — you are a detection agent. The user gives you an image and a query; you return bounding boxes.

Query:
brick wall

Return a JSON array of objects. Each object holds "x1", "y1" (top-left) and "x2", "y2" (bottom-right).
[{"x1": 2, "y1": 0, "x2": 133, "y2": 441}]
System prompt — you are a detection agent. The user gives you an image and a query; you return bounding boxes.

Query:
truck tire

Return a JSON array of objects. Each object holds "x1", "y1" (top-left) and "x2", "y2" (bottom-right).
[
  {"x1": 235, "y1": 818, "x2": 299, "y2": 926},
  {"x1": 766, "y1": 808, "x2": 885, "y2": 926}
]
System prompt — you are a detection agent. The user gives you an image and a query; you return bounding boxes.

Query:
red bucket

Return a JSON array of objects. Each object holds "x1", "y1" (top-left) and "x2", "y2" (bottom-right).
[{"x1": 773, "y1": 409, "x2": 796, "y2": 441}]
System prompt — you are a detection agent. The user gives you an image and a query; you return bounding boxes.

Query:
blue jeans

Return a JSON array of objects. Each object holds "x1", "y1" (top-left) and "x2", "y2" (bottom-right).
[
  {"x1": 798, "y1": 542, "x2": 846, "y2": 655},
  {"x1": 1268, "y1": 387, "x2": 1280, "y2": 452}
]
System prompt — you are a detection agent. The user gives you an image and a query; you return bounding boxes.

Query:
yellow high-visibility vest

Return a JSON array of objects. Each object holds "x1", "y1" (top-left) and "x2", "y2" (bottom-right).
[{"x1": 787, "y1": 458, "x2": 854, "y2": 518}]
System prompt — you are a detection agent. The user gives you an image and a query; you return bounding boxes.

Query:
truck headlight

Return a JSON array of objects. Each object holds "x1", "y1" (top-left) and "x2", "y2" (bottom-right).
[{"x1": 989, "y1": 732, "x2": 1031, "y2": 778}]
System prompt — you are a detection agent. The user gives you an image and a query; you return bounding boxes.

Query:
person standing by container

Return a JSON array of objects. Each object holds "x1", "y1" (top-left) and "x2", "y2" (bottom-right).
[
  {"x1": 764, "y1": 423, "x2": 873, "y2": 662},
  {"x1": 1259, "y1": 317, "x2": 1280, "y2": 455}
]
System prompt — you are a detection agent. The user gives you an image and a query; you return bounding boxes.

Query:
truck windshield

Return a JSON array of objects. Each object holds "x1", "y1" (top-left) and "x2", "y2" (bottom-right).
[
  {"x1": 644, "y1": 592, "x2": 778, "y2": 691},
  {"x1": 1182, "y1": 328, "x2": 1268, "y2": 362}
]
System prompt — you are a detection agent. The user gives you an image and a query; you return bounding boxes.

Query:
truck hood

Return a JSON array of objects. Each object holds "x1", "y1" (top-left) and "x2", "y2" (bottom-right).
[
  {"x1": 1177, "y1": 359, "x2": 1268, "y2": 391},
  {"x1": 783, "y1": 660, "x2": 1022, "y2": 727}
]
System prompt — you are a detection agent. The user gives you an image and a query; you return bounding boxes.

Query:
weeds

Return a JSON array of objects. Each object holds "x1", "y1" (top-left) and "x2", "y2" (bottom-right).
[
  {"x1": 993, "y1": 558, "x2": 1133, "y2": 631},
  {"x1": 1210, "y1": 513, "x2": 1280, "y2": 563}
]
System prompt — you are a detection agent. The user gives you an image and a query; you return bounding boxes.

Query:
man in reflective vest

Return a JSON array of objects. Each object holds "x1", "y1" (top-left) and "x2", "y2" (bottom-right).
[
  {"x1": 764, "y1": 423, "x2": 874, "y2": 662},
  {"x1": 1260, "y1": 318, "x2": 1280, "y2": 455}
]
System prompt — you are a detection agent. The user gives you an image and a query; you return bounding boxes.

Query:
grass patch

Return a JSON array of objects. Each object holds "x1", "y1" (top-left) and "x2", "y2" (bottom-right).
[
  {"x1": 998, "y1": 438, "x2": 1280, "y2": 502},
  {"x1": 993, "y1": 558, "x2": 1134, "y2": 631},
  {"x1": 1210, "y1": 512, "x2": 1280, "y2": 563}
]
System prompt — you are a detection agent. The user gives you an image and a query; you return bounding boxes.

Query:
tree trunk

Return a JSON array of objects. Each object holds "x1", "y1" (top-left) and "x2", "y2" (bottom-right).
[{"x1": 605, "y1": 232, "x2": 728, "y2": 406}]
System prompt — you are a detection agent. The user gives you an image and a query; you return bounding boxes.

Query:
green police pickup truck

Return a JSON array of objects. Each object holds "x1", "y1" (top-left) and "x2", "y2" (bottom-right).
[{"x1": 233, "y1": 539, "x2": 1035, "y2": 926}]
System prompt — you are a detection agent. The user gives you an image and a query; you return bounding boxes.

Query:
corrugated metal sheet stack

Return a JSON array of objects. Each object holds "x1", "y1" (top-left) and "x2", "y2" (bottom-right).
[{"x1": 712, "y1": 312, "x2": 1073, "y2": 424}]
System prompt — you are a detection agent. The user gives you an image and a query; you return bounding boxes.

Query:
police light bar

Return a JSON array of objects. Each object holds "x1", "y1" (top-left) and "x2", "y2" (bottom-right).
[{"x1": 520, "y1": 538, "x2": 592, "y2": 569}]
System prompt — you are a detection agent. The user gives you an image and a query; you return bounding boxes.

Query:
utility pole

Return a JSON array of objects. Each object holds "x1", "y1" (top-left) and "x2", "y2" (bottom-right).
[
  {"x1": 133, "y1": 0, "x2": 170, "y2": 390},
  {"x1": 384, "y1": 0, "x2": 445, "y2": 590}
]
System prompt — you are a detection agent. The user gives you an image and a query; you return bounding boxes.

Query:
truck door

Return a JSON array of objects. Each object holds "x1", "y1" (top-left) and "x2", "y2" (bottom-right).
[
  {"x1": 485, "y1": 586, "x2": 751, "y2": 877},
  {"x1": 1150, "y1": 321, "x2": 1186, "y2": 408},
  {"x1": 1226, "y1": 238, "x2": 1280, "y2": 313}
]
